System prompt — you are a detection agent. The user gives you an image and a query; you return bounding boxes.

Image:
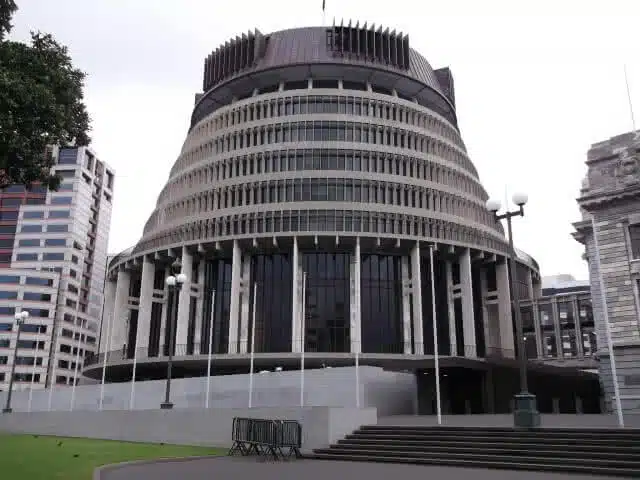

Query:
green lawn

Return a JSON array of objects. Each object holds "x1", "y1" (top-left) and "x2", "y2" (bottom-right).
[{"x1": 0, "y1": 433, "x2": 225, "y2": 479}]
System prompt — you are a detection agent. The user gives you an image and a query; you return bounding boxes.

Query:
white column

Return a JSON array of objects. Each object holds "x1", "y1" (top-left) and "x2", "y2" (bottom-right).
[
  {"x1": 445, "y1": 261, "x2": 457, "y2": 355},
  {"x1": 411, "y1": 242, "x2": 424, "y2": 355},
  {"x1": 350, "y1": 238, "x2": 362, "y2": 353},
  {"x1": 136, "y1": 256, "x2": 155, "y2": 352},
  {"x1": 112, "y1": 269, "x2": 131, "y2": 353},
  {"x1": 159, "y1": 266, "x2": 169, "y2": 350},
  {"x1": 496, "y1": 259, "x2": 515, "y2": 358},
  {"x1": 291, "y1": 237, "x2": 301, "y2": 353},
  {"x1": 239, "y1": 255, "x2": 251, "y2": 354},
  {"x1": 175, "y1": 246, "x2": 193, "y2": 350},
  {"x1": 195, "y1": 259, "x2": 205, "y2": 353},
  {"x1": 99, "y1": 279, "x2": 116, "y2": 353},
  {"x1": 460, "y1": 248, "x2": 476, "y2": 357},
  {"x1": 479, "y1": 267, "x2": 491, "y2": 351},
  {"x1": 228, "y1": 240, "x2": 242, "y2": 354},
  {"x1": 401, "y1": 256, "x2": 412, "y2": 354}
]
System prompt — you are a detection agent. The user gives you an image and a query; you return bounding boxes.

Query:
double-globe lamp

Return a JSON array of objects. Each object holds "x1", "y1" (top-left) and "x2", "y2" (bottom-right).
[
  {"x1": 161, "y1": 266, "x2": 187, "y2": 410},
  {"x1": 486, "y1": 191, "x2": 540, "y2": 428}
]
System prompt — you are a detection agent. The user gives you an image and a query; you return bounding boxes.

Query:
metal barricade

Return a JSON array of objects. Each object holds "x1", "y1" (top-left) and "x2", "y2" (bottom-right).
[{"x1": 228, "y1": 417, "x2": 302, "y2": 460}]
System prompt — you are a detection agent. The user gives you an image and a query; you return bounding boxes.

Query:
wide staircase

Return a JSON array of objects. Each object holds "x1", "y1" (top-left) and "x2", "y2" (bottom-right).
[{"x1": 311, "y1": 425, "x2": 640, "y2": 477}]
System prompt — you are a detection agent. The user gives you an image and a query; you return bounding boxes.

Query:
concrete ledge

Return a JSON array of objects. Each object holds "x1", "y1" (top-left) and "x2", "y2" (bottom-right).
[{"x1": 0, "y1": 406, "x2": 377, "y2": 453}]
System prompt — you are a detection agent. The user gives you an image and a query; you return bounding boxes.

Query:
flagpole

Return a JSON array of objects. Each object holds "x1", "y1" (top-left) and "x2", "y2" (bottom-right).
[
  {"x1": 624, "y1": 65, "x2": 637, "y2": 135},
  {"x1": 322, "y1": 0, "x2": 326, "y2": 26},
  {"x1": 129, "y1": 342, "x2": 138, "y2": 410},
  {"x1": 205, "y1": 290, "x2": 215, "y2": 409},
  {"x1": 248, "y1": 283, "x2": 257, "y2": 408},
  {"x1": 300, "y1": 272, "x2": 306, "y2": 407},
  {"x1": 27, "y1": 335, "x2": 39, "y2": 412},
  {"x1": 70, "y1": 337, "x2": 82, "y2": 411},
  {"x1": 355, "y1": 238, "x2": 361, "y2": 408},
  {"x1": 591, "y1": 216, "x2": 624, "y2": 427},
  {"x1": 429, "y1": 244, "x2": 442, "y2": 425},
  {"x1": 99, "y1": 305, "x2": 114, "y2": 411}
]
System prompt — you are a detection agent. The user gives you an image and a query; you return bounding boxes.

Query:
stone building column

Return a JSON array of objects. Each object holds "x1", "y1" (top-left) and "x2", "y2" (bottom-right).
[
  {"x1": 175, "y1": 246, "x2": 193, "y2": 350},
  {"x1": 496, "y1": 259, "x2": 515, "y2": 358},
  {"x1": 401, "y1": 256, "x2": 413, "y2": 353},
  {"x1": 99, "y1": 279, "x2": 116, "y2": 353},
  {"x1": 239, "y1": 255, "x2": 251, "y2": 354},
  {"x1": 445, "y1": 261, "x2": 457, "y2": 355},
  {"x1": 291, "y1": 237, "x2": 301, "y2": 353},
  {"x1": 112, "y1": 269, "x2": 131, "y2": 354},
  {"x1": 411, "y1": 242, "x2": 424, "y2": 354},
  {"x1": 136, "y1": 256, "x2": 155, "y2": 352},
  {"x1": 228, "y1": 240, "x2": 242, "y2": 354},
  {"x1": 350, "y1": 237, "x2": 362, "y2": 353},
  {"x1": 460, "y1": 248, "x2": 476, "y2": 357},
  {"x1": 194, "y1": 258, "x2": 205, "y2": 353}
]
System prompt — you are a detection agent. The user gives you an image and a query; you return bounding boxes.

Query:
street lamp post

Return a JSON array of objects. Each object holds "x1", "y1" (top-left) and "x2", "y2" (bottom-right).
[
  {"x1": 487, "y1": 193, "x2": 540, "y2": 428},
  {"x1": 3, "y1": 310, "x2": 29, "y2": 413},
  {"x1": 160, "y1": 260, "x2": 187, "y2": 410}
]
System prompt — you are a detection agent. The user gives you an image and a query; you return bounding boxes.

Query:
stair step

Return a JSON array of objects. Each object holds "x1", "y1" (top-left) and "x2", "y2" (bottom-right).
[
  {"x1": 313, "y1": 448, "x2": 640, "y2": 468},
  {"x1": 356, "y1": 428, "x2": 640, "y2": 439},
  {"x1": 331, "y1": 442, "x2": 638, "y2": 459},
  {"x1": 347, "y1": 433, "x2": 640, "y2": 446},
  {"x1": 338, "y1": 438, "x2": 640, "y2": 451},
  {"x1": 361, "y1": 425, "x2": 640, "y2": 434},
  {"x1": 310, "y1": 452, "x2": 639, "y2": 478}
]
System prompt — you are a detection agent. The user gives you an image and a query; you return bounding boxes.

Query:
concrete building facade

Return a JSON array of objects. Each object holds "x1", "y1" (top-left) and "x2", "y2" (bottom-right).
[
  {"x1": 0, "y1": 146, "x2": 114, "y2": 393},
  {"x1": 574, "y1": 131, "x2": 640, "y2": 413}
]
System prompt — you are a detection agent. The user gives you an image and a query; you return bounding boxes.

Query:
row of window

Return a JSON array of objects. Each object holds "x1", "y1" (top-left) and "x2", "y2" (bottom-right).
[
  {"x1": 16, "y1": 238, "x2": 67, "y2": 248},
  {"x1": 0, "y1": 195, "x2": 72, "y2": 208},
  {"x1": 0, "y1": 307, "x2": 50, "y2": 317},
  {"x1": 15, "y1": 252, "x2": 66, "y2": 262},
  {"x1": 0, "y1": 275, "x2": 54, "y2": 286},
  {"x1": 137, "y1": 209, "x2": 505, "y2": 257},
  {"x1": 16, "y1": 223, "x2": 69, "y2": 234},
  {"x1": 189, "y1": 93, "x2": 463, "y2": 150},
  {"x1": 176, "y1": 120, "x2": 472, "y2": 180},
  {"x1": 0, "y1": 291, "x2": 52, "y2": 301},
  {"x1": 163, "y1": 178, "x2": 491, "y2": 229}
]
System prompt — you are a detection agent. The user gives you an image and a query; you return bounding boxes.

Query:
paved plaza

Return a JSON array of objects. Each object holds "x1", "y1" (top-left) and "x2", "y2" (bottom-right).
[{"x1": 99, "y1": 456, "x2": 629, "y2": 480}]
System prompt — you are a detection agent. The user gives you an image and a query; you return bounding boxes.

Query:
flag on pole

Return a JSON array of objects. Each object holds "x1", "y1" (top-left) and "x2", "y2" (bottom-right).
[{"x1": 322, "y1": 0, "x2": 326, "y2": 12}]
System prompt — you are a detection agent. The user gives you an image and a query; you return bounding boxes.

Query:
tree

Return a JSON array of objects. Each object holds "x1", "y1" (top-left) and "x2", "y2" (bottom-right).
[{"x1": 0, "y1": 1, "x2": 91, "y2": 190}]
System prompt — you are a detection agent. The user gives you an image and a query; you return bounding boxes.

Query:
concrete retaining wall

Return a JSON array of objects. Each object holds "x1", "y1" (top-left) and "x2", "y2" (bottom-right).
[
  {"x1": 0, "y1": 406, "x2": 377, "y2": 452},
  {"x1": 0, "y1": 366, "x2": 416, "y2": 415}
]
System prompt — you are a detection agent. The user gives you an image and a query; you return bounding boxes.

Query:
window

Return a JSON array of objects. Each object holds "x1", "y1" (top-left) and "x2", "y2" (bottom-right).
[
  {"x1": 0, "y1": 291, "x2": 18, "y2": 300},
  {"x1": 19, "y1": 239, "x2": 40, "y2": 247},
  {"x1": 0, "y1": 307, "x2": 15, "y2": 316},
  {"x1": 45, "y1": 238, "x2": 66, "y2": 247},
  {"x1": 23, "y1": 210, "x2": 44, "y2": 219},
  {"x1": 51, "y1": 196, "x2": 73, "y2": 205},
  {"x1": 16, "y1": 253, "x2": 38, "y2": 261},
  {"x1": 23, "y1": 292, "x2": 51, "y2": 302},
  {"x1": 0, "y1": 339, "x2": 9, "y2": 347},
  {"x1": 26, "y1": 277, "x2": 53, "y2": 287},
  {"x1": 49, "y1": 210, "x2": 70, "y2": 219},
  {"x1": 58, "y1": 148, "x2": 78, "y2": 165},
  {"x1": 0, "y1": 225, "x2": 16, "y2": 234},
  {"x1": 21, "y1": 324, "x2": 46, "y2": 333},
  {"x1": 58, "y1": 183, "x2": 74, "y2": 192},
  {"x1": 22, "y1": 308, "x2": 49, "y2": 317},
  {"x1": 47, "y1": 224, "x2": 68, "y2": 233},
  {"x1": 43, "y1": 252, "x2": 65, "y2": 261},
  {"x1": 21, "y1": 224, "x2": 42, "y2": 233},
  {"x1": 0, "y1": 275, "x2": 20, "y2": 284},
  {"x1": 1, "y1": 197, "x2": 22, "y2": 207},
  {"x1": 630, "y1": 224, "x2": 640, "y2": 258},
  {"x1": 0, "y1": 323, "x2": 12, "y2": 331}
]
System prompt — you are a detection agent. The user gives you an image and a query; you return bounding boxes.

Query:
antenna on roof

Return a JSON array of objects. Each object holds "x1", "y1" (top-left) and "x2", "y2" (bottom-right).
[{"x1": 624, "y1": 65, "x2": 638, "y2": 139}]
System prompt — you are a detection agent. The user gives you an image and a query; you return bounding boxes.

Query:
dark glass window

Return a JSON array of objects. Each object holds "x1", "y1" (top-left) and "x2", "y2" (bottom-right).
[
  {"x1": 630, "y1": 224, "x2": 640, "y2": 258},
  {"x1": 43, "y1": 252, "x2": 65, "y2": 261},
  {"x1": 26, "y1": 277, "x2": 53, "y2": 287},
  {"x1": 0, "y1": 291, "x2": 18, "y2": 300},
  {"x1": 16, "y1": 253, "x2": 38, "y2": 261},
  {"x1": 50, "y1": 196, "x2": 73, "y2": 205},
  {"x1": 45, "y1": 238, "x2": 66, "y2": 247},
  {"x1": 47, "y1": 224, "x2": 68, "y2": 233},
  {"x1": 0, "y1": 275, "x2": 19, "y2": 284},
  {"x1": 58, "y1": 148, "x2": 79, "y2": 165},
  {"x1": 23, "y1": 292, "x2": 52, "y2": 302},
  {"x1": 49, "y1": 210, "x2": 70, "y2": 219},
  {"x1": 200, "y1": 258, "x2": 232, "y2": 354},
  {"x1": 23, "y1": 210, "x2": 44, "y2": 219},
  {"x1": 19, "y1": 239, "x2": 40, "y2": 247},
  {"x1": 21, "y1": 224, "x2": 42, "y2": 233}
]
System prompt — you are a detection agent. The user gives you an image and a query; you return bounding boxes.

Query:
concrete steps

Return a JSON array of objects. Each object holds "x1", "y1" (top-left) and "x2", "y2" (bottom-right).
[{"x1": 310, "y1": 425, "x2": 640, "y2": 477}]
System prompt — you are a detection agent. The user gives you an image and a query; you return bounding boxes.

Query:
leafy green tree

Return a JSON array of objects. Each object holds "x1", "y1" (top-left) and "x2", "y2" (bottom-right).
[{"x1": 0, "y1": 0, "x2": 91, "y2": 190}]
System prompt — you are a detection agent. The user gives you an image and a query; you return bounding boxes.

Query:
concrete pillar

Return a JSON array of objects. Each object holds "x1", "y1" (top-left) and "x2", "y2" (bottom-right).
[
  {"x1": 401, "y1": 257, "x2": 412, "y2": 353},
  {"x1": 175, "y1": 246, "x2": 193, "y2": 350},
  {"x1": 460, "y1": 248, "x2": 476, "y2": 357},
  {"x1": 99, "y1": 279, "x2": 116, "y2": 353},
  {"x1": 112, "y1": 269, "x2": 131, "y2": 353},
  {"x1": 195, "y1": 259, "x2": 205, "y2": 353},
  {"x1": 239, "y1": 255, "x2": 251, "y2": 354},
  {"x1": 350, "y1": 238, "x2": 362, "y2": 353},
  {"x1": 551, "y1": 298, "x2": 563, "y2": 358},
  {"x1": 159, "y1": 266, "x2": 169, "y2": 351},
  {"x1": 411, "y1": 243, "x2": 424, "y2": 355},
  {"x1": 573, "y1": 296, "x2": 584, "y2": 357},
  {"x1": 496, "y1": 259, "x2": 515, "y2": 358},
  {"x1": 527, "y1": 271, "x2": 535, "y2": 300},
  {"x1": 228, "y1": 240, "x2": 242, "y2": 354},
  {"x1": 445, "y1": 261, "x2": 457, "y2": 355},
  {"x1": 532, "y1": 299, "x2": 543, "y2": 358},
  {"x1": 479, "y1": 267, "x2": 491, "y2": 351},
  {"x1": 291, "y1": 237, "x2": 301, "y2": 353},
  {"x1": 136, "y1": 256, "x2": 155, "y2": 352}
]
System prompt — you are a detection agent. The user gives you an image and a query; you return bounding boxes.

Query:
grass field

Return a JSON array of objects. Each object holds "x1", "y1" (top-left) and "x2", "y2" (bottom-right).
[{"x1": 0, "y1": 433, "x2": 225, "y2": 479}]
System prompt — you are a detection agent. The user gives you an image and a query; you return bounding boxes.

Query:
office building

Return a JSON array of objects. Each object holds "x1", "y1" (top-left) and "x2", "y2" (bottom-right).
[
  {"x1": 0, "y1": 146, "x2": 114, "y2": 393},
  {"x1": 574, "y1": 131, "x2": 640, "y2": 413}
]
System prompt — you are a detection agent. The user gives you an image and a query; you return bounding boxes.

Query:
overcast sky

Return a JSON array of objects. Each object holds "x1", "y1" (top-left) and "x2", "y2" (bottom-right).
[{"x1": 9, "y1": 0, "x2": 640, "y2": 280}]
